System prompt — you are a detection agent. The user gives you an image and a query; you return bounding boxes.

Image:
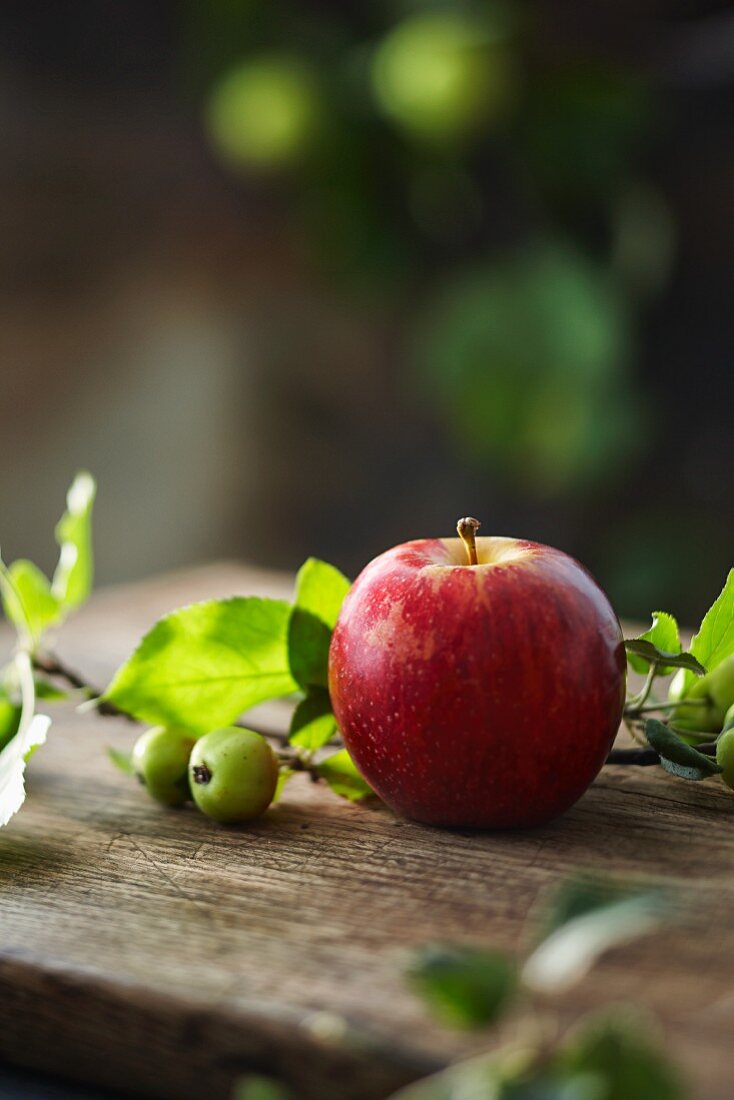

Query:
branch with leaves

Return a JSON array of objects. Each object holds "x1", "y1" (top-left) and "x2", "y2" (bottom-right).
[
  {"x1": 0, "y1": 472, "x2": 96, "y2": 825},
  {"x1": 2, "y1": 474, "x2": 734, "y2": 827},
  {"x1": 617, "y1": 590, "x2": 734, "y2": 782}
]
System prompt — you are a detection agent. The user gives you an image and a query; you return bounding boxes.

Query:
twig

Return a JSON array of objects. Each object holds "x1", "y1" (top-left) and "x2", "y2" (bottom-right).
[
  {"x1": 32, "y1": 650, "x2": 336, "y2": 749},
  {"x1": 626, "y1": 699, "x2": 708, "y2": 716},
  {"x1": 607, "y1": 742, "x2": 718, "y2": 766},
  {"x1": 33, "y1": 653, "x2": 131, "y2": 719},
  {"x1": 606, "y1": 747, "x2": 659, "y2": 766},
  {"x1": 625, "y1": 662, "x2": 658, "y2": 711}
]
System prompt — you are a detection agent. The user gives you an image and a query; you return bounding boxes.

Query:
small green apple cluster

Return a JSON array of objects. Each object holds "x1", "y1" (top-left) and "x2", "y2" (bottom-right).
[
  {"x1": 131, "y1": 725, "x2": 279, "y2": 825},
  {"x1": 716, "y1": 703, "x2": 734, "y2": 791},
  {"x1": 669, "y1": 652, "x2": 734, "y2": 735},
  {"x1": 673, "y1": 655, "x2": 734, "y2": 792}
]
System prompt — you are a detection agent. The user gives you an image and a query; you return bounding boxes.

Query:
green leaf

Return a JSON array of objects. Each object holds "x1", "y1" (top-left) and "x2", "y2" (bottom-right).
[
  {"x1": 408, "y1": 945, "x2": 516, "y2": 1029},
  {"x1": 673, "y1": 569, "x2": 734, "y2": 701},
  {"x1": 52, "y1": 470, "x2": 96, "y2": 611},
  {"x1": 233, "y1": 1077, "x2": 293, "y2": 1100},
  {"x1": 34, "y1": 679, "x2": 67, "y2": 702},
  {"x1": 107, "y1": 747, "x2": 136, "y2": 777},
  {"x1": 0, "y1": 558, "x2": 32, "y2": 641},
  {"x1": 626, "y1": 612, "x2": 682, "y2": 675},
  {"x1": 316, "y1": 749, "x2": 373, "y2": 801},
  {"x1": 293, "y1": 557, "x2": 351, "y2": 629},
  {"x1": 288, "y1": 558, "x2": 350, "y2": 689},
  {"x1": 104, "y1": 597, "x2": 297, "y2": 734},
  {"x1": 624, "y1": 640, "x2": 705, "y2": 676},
  {"x1": 645, "y1": 718, "x2": 722, "y2": 780},
  {"x1": 289, "y1": 689, "x2": 337, "y2": 751},
  {"x1": 537, "y1": 876, "x2": 638, "y2": 938},
  {"x1": 563, "y1": 1014, "x2": 685, "y2": 1100},
  {"x1": 658, "y1": 756, "x2": 720, "y2": 781},
  {"x1": 523, "y1": 878, "x2": 666, "y2": 993},
  {"x1": 1, "y1": 560, "x2": 61, "y2": 643},
  {"x1": 0, "y1": 472, "x2": 96, "y2": 647},
  {"x1": 0, "y1": 695, "x2": 22, "y2": 753}
]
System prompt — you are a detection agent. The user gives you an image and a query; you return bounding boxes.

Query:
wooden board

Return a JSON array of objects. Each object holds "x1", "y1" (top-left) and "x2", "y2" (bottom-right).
[{"x1": 0, "y1": 564, "x2": 732, "y2": 1100}]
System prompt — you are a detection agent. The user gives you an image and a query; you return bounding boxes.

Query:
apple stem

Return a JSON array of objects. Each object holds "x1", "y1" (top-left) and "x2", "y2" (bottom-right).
[{"x1": 456, "y1": 517, "x2": 481, "y2": 565}]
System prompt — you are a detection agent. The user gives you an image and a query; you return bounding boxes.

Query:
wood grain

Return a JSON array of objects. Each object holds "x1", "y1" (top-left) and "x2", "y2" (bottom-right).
[{"x1": 0, "y1": 564, "x2": 732, "y2": 1099}]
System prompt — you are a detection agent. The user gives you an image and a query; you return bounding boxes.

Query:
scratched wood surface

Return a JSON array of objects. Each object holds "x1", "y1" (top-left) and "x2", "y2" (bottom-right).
[{"x1": 0, "y1": 564, "x2": 732, "y2": 1100}]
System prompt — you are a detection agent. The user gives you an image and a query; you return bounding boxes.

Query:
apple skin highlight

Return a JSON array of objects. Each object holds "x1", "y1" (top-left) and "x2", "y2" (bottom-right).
[{"x1": 328, "y1": 536, "x2": 626, "y2": 829}]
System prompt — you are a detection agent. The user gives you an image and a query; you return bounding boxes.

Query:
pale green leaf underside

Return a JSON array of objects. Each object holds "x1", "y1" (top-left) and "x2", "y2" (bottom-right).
[
  {"x1": 105, "y1": 596, "x2": 297, "y2": 734},
  {"x1": 645, "y1": 718, "x2": 722, "y2": 779}
]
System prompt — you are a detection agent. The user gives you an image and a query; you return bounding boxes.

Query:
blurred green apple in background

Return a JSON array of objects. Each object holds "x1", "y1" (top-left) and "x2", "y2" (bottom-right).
[
  {"x1": 207, "y1": 55, "x2": 322, "y2": 169},
  {"x1": 371, "y1": 12, "x2": 516, "y2": 144}
]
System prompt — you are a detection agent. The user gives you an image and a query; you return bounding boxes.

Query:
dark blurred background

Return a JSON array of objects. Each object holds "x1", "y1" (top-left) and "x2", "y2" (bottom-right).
[{"x1": 0, "y1": 0, "x2": 732, "y2": 622}]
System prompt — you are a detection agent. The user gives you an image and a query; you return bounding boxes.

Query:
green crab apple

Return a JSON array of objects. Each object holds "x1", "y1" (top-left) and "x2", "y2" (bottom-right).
[
  {"x1": 372, "y1": 12, "x2": 515, "y2": 143},
  {"x1": 716, "y1": 727, "x2": 734, "y2": 790},
  {"x1": 329, "y1": 518, "x2": 626, "y2": 829},
  {"x1": 132, "y1": 726, "x2": 196, "y2": 806},
  {"x1": 189, "y1": 727, "x2": 279, "y2": 824},
  {"x1": 207, "y1": 55, "x2": 321, "y2": 170},
  {"x1": 670, "y1": 652, "x2": 734, "y2": 733}
]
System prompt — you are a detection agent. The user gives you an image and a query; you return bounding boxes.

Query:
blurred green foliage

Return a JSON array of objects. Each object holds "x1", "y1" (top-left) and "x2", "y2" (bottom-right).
[
  {"x1": 372, "y1": 10, "x2": 517, "y2": 144},
  {"x1": 185, "y1": 0, "x2": 672, "y2": 508},
  {"x1": 412, "y1": 243, "x2": 643, "y2": 494},
  {"x1": 207, "y1": 55, "x2": 323, "y2": 169}
]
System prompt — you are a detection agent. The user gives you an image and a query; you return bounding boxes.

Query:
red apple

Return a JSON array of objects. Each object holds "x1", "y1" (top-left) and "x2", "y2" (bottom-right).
[{"x1": 328, "y1": 521, "x2": 625, "y2": 828}]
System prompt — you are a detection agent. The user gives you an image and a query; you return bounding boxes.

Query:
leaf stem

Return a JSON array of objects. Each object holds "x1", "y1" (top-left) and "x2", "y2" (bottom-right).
[
  {"x1": 625, "y1": 699, "x2": 707, "y2": 716},
  {"x1": 625, "y1": 662, "x2": 658, "y2": 710}
]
